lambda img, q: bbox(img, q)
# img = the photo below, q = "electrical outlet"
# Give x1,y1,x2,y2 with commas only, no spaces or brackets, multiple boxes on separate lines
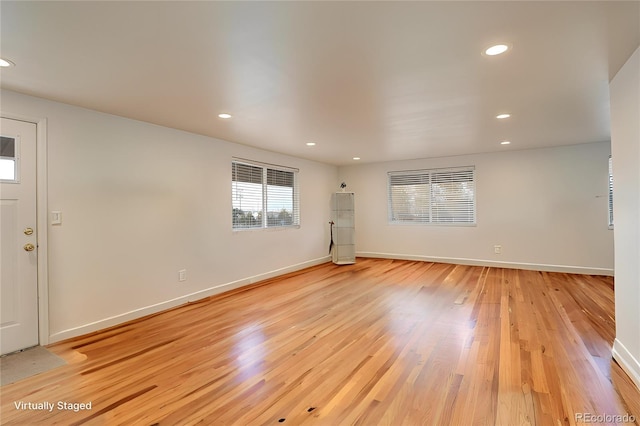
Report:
178,269,187,282
494,245,502,254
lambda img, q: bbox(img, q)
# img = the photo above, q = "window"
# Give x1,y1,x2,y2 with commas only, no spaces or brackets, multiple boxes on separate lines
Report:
232,159,299,229
608,156,613,228
388,166,476,225
0,136,17,182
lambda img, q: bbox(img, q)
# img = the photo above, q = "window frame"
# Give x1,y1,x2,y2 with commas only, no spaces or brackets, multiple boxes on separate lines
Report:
232,158,300,231
387,166,476,226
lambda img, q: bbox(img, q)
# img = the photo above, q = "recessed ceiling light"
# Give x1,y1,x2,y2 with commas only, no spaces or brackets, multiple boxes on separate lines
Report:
306,142,316,146
496,113,511,119
484,44,510,56
0,58,15,67
218,113,232,119
353,157,361,160
500,141,511,145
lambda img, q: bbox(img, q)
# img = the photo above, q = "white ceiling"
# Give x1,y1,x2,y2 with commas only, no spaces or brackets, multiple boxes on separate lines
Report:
1,1,639,165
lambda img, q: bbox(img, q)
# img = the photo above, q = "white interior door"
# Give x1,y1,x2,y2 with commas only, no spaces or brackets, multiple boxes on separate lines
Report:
0,117,39,355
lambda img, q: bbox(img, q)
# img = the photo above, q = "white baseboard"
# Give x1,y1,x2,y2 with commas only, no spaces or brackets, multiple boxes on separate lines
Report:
49,256,331,343
48,252,613,344
357,251,614,276
612,338,640,390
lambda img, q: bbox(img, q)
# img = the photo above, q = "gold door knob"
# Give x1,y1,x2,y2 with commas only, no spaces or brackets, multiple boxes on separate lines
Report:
24,243,35,252
24,228,34,235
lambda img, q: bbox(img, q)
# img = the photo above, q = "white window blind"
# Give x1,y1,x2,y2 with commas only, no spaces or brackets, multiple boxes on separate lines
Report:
388,166,476,225
232,159,299,229
608,156,613,228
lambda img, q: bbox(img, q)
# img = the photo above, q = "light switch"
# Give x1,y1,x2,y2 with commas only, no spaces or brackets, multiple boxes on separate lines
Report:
51,211,62,225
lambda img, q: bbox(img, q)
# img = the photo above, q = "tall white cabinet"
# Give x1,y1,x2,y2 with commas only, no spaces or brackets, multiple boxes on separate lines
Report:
331,192,355,265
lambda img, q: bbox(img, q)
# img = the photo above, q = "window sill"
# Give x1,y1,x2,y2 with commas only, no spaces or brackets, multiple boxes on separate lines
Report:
388,221,477,227
232,225,301,233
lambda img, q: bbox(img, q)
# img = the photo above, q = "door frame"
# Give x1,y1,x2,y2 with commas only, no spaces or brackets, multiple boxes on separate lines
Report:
1,112,49,346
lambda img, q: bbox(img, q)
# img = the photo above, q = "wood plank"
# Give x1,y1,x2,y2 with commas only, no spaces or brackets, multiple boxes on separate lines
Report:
1,258,638,425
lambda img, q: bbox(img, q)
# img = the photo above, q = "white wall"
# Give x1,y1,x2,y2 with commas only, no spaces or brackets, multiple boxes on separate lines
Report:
338,142,614,274
1,89,338,342
610,46,640,389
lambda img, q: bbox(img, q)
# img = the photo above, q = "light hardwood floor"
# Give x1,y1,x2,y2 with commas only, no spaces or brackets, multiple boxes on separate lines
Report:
1,258,639,425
